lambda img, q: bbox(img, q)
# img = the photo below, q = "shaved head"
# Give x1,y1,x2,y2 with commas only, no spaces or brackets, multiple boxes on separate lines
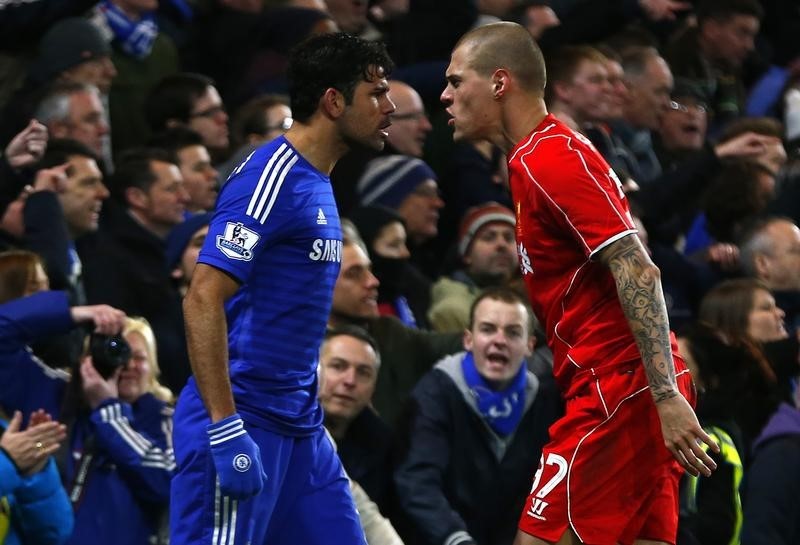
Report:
456,22,546,95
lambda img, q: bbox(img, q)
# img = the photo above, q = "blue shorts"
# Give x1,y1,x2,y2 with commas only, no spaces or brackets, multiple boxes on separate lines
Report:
170,386,365,545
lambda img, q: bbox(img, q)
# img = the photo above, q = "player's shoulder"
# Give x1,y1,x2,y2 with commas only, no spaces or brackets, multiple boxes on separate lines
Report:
519,123,604,175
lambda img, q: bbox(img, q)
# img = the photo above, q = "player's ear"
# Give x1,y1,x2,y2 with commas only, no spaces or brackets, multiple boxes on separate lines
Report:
492,69,511,99
321,88,345,119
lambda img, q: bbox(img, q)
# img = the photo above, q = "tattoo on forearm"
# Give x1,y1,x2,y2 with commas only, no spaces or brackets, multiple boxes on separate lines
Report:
602,235,677,403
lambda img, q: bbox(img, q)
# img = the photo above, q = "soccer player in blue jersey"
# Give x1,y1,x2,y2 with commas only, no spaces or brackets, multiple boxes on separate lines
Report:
170,33,396,545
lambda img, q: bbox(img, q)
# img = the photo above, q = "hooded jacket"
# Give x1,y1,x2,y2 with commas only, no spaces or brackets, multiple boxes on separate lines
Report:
394,352,561,545
741,403,800,545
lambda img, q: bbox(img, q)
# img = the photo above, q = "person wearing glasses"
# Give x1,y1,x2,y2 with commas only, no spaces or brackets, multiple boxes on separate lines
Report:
217,94,293,182
144,73,230,164
384,81,432,159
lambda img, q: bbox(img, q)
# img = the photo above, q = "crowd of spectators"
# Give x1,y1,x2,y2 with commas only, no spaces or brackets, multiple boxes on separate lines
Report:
1,0,799,544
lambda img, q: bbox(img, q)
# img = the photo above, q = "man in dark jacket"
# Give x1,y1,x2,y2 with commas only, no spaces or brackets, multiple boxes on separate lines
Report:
328,228,462,429
79,148,190,392
394,287,561,545
318,325,396,519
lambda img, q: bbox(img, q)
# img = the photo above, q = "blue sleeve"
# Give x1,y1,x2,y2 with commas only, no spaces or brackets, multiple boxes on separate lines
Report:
12,458,74,545
0,292,71,419
0,291,74,347
745,66,789,117
24,192,73,293
89,398,175,504
197,152,293,283
0,449,23,497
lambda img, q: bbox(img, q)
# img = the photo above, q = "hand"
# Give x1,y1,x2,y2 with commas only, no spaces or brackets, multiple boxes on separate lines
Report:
705,242,739,271
369,0,409,22
0,410,66,475
655,394,719,477
207,414,267,500
31,163,69,193
523,5,561,40
80,357,120,409
639,0,691,21
714,132,782,160
70,304,127,335
5,120,48,169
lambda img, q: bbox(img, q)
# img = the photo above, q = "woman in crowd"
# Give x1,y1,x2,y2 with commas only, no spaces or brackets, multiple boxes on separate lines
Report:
0,249,175,545
348,205,430,328
677,278,790,545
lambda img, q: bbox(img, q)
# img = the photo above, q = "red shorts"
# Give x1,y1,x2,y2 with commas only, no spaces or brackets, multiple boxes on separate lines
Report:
518,359,696,545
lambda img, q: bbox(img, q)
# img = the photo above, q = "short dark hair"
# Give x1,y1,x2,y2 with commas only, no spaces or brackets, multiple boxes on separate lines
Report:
287,32,394,123
109,147,175,205
719,116,783,142
704,159,776,242
230,94,290,149
144,73,215,132
322,324,381,367
696,0,764,24
37,138,100,171
468,286,536,334
148,126,206,164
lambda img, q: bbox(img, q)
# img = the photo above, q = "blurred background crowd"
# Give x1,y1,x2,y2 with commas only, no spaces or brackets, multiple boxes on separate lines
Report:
1,0,799,544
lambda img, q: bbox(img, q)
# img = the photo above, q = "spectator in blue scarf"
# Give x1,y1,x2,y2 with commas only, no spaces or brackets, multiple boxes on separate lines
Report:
394,287,561,545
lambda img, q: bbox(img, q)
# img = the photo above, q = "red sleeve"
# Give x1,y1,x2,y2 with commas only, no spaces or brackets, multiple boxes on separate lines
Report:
522,133,636,257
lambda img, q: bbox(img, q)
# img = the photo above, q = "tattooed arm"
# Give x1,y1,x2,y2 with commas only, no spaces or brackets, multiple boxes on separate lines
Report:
598,233,718,476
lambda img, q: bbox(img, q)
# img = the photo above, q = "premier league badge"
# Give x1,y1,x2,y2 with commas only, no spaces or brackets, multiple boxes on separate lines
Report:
216,221,260,261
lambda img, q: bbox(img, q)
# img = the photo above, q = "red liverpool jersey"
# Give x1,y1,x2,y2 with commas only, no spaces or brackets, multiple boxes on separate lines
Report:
508,114,673,396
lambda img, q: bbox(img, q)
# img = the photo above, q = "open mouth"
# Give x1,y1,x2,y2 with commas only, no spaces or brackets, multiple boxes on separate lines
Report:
680,122,701,136
486,353,509,365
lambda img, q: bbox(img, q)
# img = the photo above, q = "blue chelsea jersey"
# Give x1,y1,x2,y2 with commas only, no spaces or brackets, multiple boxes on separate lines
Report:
196,136,341,435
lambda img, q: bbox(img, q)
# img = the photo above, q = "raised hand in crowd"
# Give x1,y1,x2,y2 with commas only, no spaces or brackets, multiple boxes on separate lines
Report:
70,304,127,335
714,131,784,163
30,162,69,193
0,409,66,475
4,119,48,169
80,356,121,410
638,0,692,21
705,242,740,272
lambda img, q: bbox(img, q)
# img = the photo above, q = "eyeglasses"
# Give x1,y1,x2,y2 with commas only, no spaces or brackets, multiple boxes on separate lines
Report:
392,110,428,121
265,117,293,132
190,105,227,119
668,100,708,114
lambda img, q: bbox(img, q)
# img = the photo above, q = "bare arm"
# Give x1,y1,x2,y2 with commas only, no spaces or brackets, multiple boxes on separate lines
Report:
599,234,676,402
598,234,719,475
183,263,240,423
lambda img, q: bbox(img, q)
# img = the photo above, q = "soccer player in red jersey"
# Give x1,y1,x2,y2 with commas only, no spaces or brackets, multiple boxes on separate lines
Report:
441,22,720,545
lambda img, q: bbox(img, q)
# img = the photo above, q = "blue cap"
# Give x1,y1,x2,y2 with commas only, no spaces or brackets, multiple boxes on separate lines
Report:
165,213,212,270
356,155,437,208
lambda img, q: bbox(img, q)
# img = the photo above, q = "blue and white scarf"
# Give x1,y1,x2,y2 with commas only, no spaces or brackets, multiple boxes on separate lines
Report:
101,0,158,60
461,352,527,436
